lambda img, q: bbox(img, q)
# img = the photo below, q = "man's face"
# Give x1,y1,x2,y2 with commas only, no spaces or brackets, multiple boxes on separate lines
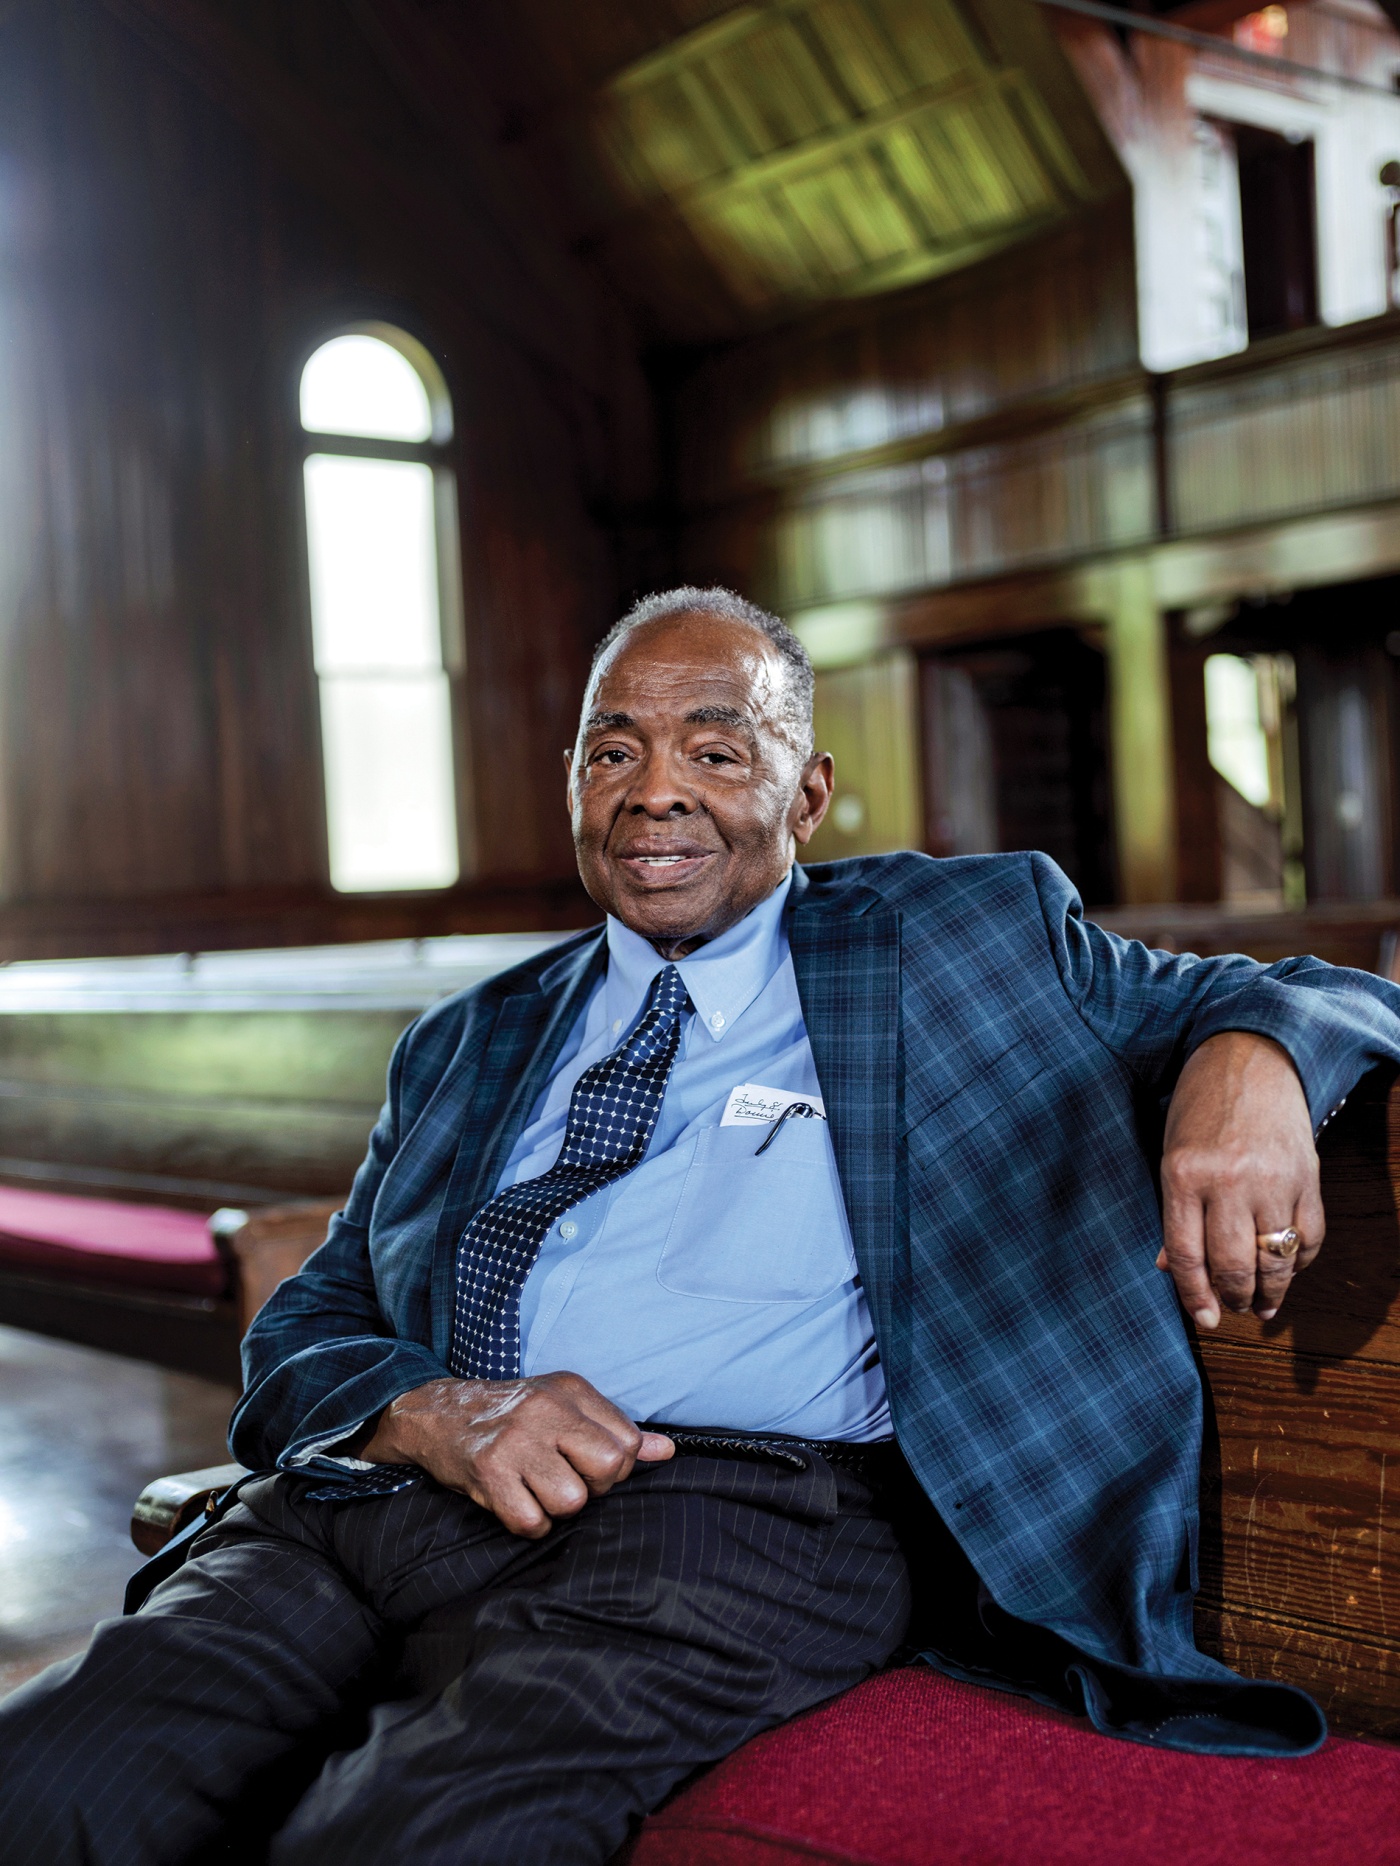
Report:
566,613,833,954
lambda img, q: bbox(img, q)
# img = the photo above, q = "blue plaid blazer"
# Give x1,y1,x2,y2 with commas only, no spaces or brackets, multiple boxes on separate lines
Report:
233,852,1400,1752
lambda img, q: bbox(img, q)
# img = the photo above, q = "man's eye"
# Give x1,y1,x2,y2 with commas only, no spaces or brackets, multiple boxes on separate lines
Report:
592,748,630,765
698,750,736,765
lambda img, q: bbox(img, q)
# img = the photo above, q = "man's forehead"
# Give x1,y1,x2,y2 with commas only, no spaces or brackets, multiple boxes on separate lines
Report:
586,624,782,721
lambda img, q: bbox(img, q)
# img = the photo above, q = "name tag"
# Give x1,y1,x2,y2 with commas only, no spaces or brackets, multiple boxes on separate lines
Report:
720,1082,827,1127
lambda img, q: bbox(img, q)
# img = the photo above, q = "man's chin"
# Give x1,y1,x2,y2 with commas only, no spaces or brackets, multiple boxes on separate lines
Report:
601,876,722,949
614,899,713,948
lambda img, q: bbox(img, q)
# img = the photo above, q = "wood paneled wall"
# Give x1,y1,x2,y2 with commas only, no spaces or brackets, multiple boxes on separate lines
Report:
671,202,1141,605
0,0,654,956
671,204,1400,624
1168,327,1400,536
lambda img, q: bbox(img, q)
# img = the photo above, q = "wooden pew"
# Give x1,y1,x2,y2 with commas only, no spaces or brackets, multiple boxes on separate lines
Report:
1195,1063,1400,1739
0,933,567,1375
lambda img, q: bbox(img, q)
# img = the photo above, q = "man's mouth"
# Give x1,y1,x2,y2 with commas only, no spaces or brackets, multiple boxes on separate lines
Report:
615,844,716,884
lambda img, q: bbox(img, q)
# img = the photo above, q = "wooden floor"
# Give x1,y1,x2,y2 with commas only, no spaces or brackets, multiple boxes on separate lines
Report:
0,1324,236,1702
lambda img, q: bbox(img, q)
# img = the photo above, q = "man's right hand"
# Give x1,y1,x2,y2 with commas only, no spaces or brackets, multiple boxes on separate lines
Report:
358,1371,674,1539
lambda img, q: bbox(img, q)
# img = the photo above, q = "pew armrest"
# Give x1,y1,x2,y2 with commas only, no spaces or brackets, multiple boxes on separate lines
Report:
222,1198,344,1334
130,1461,249,1556
126,1200,342,1555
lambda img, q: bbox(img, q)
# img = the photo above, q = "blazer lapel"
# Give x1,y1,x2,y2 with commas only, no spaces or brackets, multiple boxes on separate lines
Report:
428,931,606,1354
787,879,902,1347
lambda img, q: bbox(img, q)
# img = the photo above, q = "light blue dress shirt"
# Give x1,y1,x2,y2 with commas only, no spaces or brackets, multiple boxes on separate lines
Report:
496,871,892,1442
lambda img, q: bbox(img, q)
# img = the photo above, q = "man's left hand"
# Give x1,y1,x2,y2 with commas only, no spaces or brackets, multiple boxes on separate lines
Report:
1157,1030,1325,1328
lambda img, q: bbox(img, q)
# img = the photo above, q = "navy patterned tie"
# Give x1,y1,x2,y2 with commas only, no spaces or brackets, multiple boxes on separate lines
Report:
303,963,689,1501
448,962,689,1380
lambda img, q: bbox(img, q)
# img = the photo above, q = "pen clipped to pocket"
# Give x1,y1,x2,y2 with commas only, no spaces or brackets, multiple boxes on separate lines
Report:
720,1082,827,1156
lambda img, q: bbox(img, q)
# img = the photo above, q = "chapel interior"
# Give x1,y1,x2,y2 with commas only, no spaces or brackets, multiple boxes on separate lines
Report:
6,0,1400,1834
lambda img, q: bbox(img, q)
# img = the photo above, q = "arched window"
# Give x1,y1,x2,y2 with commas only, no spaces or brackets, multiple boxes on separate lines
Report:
300,326,462,892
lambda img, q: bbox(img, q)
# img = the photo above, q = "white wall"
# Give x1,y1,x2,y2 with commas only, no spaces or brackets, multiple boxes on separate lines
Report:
1058,0,1400,373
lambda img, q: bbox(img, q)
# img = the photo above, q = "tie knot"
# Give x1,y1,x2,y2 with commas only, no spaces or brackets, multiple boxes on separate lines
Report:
647,964,687,1019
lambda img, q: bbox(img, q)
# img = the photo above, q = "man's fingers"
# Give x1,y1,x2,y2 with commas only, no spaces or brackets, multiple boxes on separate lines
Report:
1159,1173,1219,1329
468,1471,552,1539
1295,1179,1326,1271
471,1442,594,1536
545,1375,676,1483
556,1376,646,1446
520,1446,595,1519
556,1417,641,1496
1203,1197,1266,1316
1253,1184,1322,1318
1251,1219,1301,1319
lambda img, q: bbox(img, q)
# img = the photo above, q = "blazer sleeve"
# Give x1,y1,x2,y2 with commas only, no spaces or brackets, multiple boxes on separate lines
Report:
228,1019,453,1474
1030,851,1400,1128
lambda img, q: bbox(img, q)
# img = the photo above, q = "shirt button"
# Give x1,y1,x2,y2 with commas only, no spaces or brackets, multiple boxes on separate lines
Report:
611,1019,621,1034
559,1220,578,1241
709,1010,726,1031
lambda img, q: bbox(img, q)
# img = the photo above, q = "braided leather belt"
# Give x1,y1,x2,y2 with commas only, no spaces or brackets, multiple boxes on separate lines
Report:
646,1424,900,1483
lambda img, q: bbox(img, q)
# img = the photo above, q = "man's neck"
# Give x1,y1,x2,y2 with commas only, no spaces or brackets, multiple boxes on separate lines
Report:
648,933,710,962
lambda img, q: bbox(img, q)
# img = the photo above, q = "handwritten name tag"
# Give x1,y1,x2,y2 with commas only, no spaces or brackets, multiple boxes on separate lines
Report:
720,1083,828,1127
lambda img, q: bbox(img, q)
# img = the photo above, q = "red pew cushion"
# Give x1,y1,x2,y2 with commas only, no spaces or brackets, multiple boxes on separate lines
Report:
633,1665,1400,1866
0,1185,225,1297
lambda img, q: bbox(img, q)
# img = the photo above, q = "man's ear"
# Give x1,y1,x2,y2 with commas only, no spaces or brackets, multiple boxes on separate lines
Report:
792,752,834,846
564,747,575,817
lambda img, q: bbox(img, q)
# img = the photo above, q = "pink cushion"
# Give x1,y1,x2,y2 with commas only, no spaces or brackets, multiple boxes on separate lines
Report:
633,1667,1400,1866
0,1185,225,1297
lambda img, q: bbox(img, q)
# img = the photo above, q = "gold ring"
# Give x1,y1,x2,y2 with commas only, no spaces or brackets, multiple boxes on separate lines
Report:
1257,1227,1301,1259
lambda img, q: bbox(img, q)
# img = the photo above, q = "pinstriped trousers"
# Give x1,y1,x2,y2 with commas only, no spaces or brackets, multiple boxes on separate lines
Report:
0,1452,912,1866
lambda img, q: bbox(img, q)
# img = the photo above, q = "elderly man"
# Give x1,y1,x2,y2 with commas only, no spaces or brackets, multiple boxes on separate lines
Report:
3,586,1399,1864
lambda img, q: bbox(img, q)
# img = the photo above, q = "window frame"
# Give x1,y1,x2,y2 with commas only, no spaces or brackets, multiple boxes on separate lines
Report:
296,321,473,894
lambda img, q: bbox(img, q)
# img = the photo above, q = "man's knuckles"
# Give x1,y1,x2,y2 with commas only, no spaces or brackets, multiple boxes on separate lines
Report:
1162,1147,1297,1198
1217,1285,1258,1313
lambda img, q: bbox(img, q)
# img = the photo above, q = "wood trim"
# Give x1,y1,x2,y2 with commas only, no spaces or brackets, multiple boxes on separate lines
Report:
697,371,1151,507
1149,502,1400,610
792,496,1400,665
0,877,597,965
1168,305,1400,392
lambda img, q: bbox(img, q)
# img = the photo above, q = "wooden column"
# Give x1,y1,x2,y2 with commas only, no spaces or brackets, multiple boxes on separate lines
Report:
801,651,924,865
1168,629,1223,903
1105,560,1178,903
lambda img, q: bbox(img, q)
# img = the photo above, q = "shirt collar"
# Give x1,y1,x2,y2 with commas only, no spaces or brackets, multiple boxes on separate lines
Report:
603,869,794,1045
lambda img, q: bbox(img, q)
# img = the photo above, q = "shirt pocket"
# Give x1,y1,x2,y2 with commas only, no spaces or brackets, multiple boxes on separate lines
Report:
656,1118,856,1304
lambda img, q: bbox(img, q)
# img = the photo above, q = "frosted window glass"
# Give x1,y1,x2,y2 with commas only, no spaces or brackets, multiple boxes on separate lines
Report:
304,456,440,673
1205,654,1271,807
319,673,459,891
300,335,433,441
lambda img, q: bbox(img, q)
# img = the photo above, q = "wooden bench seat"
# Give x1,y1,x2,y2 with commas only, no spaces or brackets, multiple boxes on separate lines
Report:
0,1185,228,1295
0,1187,342,1383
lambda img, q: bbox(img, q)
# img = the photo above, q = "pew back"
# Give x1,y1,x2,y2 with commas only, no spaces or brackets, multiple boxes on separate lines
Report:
1197,1066,1400,1739
0,935,572,1208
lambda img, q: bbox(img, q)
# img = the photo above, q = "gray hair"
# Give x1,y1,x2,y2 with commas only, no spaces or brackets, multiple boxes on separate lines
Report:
590,586,815,755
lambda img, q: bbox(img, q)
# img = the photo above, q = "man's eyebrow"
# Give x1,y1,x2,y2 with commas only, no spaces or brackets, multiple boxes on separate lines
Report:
584,711,636,732
684,705,754,733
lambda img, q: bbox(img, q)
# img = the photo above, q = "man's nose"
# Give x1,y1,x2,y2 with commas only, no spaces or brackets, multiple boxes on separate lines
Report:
626,752,695,817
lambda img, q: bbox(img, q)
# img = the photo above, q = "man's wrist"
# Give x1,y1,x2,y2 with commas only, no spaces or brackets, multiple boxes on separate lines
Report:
361,1377,462,1466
